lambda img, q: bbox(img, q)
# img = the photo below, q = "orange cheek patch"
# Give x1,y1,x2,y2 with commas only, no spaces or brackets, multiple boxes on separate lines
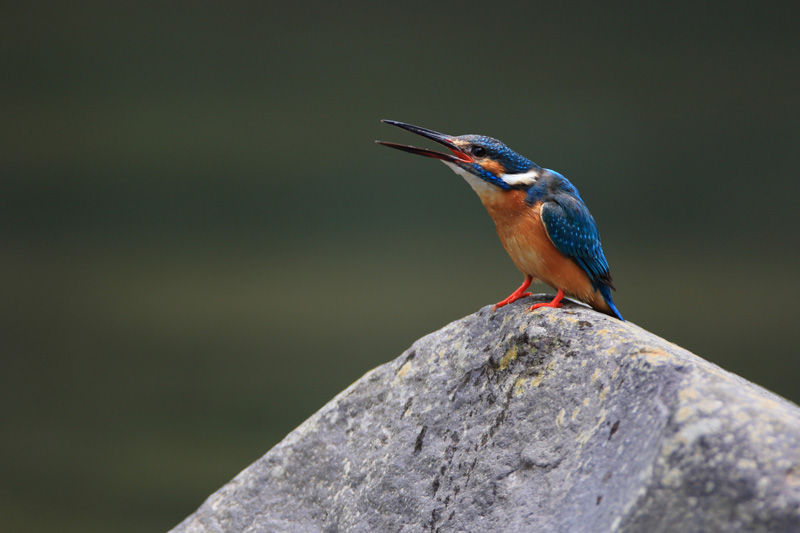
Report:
481,160,506,176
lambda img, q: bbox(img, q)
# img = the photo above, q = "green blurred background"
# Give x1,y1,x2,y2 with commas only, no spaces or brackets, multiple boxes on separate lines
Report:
3,1,799,531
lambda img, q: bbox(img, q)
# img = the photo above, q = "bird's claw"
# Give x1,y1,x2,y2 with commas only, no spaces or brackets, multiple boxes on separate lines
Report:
527,301,563,312
526,289,566,312
493,291,533,311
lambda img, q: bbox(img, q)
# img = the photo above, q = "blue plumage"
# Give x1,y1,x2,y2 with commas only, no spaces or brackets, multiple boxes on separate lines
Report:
542,201,609,281
529,170,623,320
537,180,611,284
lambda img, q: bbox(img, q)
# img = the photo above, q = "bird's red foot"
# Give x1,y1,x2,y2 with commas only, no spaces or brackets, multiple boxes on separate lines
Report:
493,275,533,311
494,291,533,310
528,289,565,312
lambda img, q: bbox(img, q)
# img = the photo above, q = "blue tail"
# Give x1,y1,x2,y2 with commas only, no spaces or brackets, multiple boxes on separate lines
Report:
598,284,624,321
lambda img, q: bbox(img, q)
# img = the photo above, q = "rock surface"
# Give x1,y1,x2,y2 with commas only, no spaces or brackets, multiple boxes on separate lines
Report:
172,297,800,532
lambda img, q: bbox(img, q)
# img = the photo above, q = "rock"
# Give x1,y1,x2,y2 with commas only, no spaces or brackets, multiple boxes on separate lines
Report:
171,297,800,533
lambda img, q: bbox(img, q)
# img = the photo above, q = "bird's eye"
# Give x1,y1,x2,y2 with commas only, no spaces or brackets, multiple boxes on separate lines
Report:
471,145,487,158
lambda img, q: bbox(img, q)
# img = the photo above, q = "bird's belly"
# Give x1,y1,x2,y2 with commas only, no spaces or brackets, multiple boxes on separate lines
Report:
501,229,546,275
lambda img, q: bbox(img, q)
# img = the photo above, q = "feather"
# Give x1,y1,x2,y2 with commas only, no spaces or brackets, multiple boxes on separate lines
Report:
540,195,614,289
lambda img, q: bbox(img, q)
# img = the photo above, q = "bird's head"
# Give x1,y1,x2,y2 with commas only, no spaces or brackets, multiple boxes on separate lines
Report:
376,120,541,191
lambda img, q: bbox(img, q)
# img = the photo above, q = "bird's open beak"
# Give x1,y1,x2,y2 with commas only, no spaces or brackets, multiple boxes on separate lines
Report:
376,120,473,164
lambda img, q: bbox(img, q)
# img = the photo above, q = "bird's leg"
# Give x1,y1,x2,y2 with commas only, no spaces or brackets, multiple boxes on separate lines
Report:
528,289,565,312
493,275,533,310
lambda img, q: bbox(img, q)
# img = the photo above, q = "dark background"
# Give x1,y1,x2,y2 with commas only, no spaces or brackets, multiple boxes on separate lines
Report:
3,2,799,531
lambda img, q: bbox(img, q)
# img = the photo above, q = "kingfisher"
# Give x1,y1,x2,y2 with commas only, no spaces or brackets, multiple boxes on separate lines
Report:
376,120,624,321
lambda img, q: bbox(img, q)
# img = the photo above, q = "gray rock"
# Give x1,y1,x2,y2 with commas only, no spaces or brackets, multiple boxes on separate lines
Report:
172,297,800,533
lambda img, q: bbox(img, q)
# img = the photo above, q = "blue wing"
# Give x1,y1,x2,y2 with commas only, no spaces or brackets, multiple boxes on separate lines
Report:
540,194,615,289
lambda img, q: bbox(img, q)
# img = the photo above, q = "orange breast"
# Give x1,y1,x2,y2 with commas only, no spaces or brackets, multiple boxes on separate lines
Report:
475,189,611,312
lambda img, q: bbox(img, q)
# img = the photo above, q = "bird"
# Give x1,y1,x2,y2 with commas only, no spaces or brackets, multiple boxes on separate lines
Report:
376,119,624,321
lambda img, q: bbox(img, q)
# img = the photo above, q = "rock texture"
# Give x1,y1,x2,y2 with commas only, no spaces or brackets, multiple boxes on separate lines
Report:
172,297,800,533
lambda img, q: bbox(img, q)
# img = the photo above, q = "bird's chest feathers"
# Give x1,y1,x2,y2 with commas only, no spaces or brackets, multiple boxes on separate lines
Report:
475,189,552,273
444,162,554,273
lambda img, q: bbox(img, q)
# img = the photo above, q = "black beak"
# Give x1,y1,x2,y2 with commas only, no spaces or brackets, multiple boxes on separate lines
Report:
376,120,473,164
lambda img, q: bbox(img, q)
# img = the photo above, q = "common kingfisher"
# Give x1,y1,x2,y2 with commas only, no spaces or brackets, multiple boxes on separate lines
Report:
376,120,624,321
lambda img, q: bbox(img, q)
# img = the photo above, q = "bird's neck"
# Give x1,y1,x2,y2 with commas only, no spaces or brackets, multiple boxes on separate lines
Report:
442,161,530,226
